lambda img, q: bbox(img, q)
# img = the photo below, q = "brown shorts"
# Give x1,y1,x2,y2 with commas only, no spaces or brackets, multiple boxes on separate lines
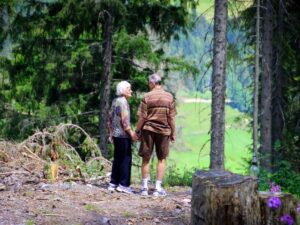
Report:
139,130,170,161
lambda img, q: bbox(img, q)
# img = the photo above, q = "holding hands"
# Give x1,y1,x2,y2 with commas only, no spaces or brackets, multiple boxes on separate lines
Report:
128,129,139,141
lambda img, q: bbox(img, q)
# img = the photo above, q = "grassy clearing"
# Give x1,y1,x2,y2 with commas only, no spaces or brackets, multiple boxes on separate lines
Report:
168,101,252,175
193,0,252,21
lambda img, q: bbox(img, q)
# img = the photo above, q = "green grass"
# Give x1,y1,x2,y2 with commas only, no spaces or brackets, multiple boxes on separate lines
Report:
168,101,252,175
194,0,253,20
176,89,211,99
195,0,215,20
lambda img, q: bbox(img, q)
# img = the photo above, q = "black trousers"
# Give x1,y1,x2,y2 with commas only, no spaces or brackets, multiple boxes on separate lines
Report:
110,137,132,187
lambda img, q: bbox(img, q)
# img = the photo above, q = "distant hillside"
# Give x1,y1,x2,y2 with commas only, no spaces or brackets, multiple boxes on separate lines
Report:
165,5,253,113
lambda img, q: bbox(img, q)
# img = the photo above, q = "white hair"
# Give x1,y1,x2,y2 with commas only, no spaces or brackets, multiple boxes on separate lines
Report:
116,81,131,96
148,73,161,84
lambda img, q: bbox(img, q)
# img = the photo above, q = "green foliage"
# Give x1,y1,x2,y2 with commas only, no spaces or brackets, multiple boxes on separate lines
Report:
25,218,35,225
0,0,199,142
84,203,98,212
259,160,300,198
164,165,196,187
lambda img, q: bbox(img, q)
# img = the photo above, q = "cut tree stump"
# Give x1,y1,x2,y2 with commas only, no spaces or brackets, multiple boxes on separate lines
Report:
259,191,299,225
191,170,261,225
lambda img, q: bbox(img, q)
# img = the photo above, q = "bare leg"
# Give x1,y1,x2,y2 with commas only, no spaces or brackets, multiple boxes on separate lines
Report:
142,158,150,179
156,159,165,181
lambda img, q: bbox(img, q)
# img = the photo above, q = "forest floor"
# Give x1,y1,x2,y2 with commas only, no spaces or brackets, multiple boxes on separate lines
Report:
0,127,192,225
0,179,192,225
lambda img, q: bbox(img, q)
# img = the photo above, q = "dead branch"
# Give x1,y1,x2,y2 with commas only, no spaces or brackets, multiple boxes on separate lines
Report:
0,171,30,176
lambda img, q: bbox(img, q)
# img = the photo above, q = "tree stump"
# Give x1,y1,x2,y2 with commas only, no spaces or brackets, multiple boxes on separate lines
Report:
259,191,299,225
191,170,261,225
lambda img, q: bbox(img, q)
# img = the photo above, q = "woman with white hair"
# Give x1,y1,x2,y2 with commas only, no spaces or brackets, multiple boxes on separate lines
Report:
107,81,138,194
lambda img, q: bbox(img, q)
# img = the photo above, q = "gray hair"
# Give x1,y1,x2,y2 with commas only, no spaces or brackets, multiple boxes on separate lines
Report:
148,73,161,85
116,81,131,96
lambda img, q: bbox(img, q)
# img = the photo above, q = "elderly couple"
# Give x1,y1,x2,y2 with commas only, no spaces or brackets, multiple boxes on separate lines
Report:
107,73,176,196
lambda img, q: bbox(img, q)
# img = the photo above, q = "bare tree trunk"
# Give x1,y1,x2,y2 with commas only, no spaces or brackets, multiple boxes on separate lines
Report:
259,191,298,225
210,0,228,170
99,12,113,158
272,0,285,168
260,0,273,171
253,0,260,161
191,170,261,225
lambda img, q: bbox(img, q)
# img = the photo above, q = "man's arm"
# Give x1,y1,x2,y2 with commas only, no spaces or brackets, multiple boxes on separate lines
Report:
136,96,147,136
135,117,145,133
169,98,176,142
169,117,176,142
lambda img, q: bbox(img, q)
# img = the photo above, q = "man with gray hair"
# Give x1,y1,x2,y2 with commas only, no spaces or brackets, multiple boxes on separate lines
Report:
135,73,176,196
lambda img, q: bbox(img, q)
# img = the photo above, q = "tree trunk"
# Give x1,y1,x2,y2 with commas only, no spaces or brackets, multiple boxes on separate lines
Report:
191,170,261,225
253,0,261,160
260,0,273,171
272,0,285,168
99,12,113,158
210,0,228,170
259,191,299,225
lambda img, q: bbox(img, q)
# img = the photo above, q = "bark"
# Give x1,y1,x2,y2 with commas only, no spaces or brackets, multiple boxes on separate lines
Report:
260,0,273,171
210,0,228,170
253,0,260,160
99,12,113,158
191,170,261,225
272,0,285,168
259,191,298,225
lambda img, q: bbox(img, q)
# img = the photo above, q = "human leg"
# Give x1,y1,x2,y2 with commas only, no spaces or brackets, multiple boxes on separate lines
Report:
140,157,150,195
112,138,134,194
156,159,165,182
153,134,170,196
118,138,132,187
139,130,154,195
109,137,122,186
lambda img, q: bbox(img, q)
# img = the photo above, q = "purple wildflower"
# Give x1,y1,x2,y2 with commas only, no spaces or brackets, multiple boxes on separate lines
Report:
280,214,294,225
267,196,281,209
297,204,300,214
270,182,281,193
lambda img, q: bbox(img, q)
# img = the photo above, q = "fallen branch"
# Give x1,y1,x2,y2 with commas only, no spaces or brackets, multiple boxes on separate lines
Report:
0,171,30,176
86,156,111,168
42,213,66,217
20,145,46,164
62,177,85,182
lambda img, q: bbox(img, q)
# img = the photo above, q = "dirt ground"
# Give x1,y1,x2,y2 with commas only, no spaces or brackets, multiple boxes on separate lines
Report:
0,132,192,225
0,180,192,225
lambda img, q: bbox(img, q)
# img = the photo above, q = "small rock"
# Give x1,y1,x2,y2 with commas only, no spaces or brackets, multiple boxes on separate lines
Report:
62,183,71,190
25,178,40,184
181,198,191,203
154,218,160,223
176,204,182,209
40,183,51,190
0,183,6,191
97,216,110,224
12,182,22,192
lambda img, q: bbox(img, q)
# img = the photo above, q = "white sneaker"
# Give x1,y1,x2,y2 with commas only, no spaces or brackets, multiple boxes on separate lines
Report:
153,188,167,197
107,183,116,192
116,185,134,194
140,188,148,196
